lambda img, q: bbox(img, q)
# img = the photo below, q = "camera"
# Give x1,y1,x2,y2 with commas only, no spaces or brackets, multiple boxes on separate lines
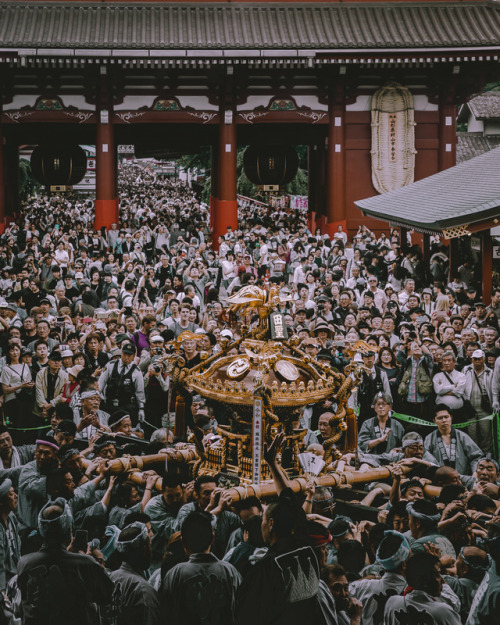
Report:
153,364,162,374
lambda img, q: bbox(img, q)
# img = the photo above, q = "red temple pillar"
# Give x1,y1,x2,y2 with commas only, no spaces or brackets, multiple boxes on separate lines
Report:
209,144,219,242
94,89,118,231
307,145,317,234
438,101,457,172
423,234,431,263
214,106,238,247
3,142,18,223
482,231,493,305
316,138,328,232
326,82,346,236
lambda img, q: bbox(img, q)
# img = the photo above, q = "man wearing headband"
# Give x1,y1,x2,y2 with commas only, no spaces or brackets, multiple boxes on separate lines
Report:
17,498,114,624
0,477,20,590
443,546,490,623
93,435,117,461
373,431,439,467
108,410,135,437
73,388,110,440
467,523,500,625
407,499,455,559
350,531,410,625
384,552,461,625
109,522,160,623
17,440,60,536
325,517,355,565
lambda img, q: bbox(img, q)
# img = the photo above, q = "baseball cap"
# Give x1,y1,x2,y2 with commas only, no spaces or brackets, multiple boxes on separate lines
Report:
472,349,485,359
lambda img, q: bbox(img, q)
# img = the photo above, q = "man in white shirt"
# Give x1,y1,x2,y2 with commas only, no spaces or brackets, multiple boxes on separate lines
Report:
398,277,416,306
463,349,494,453
433,351,466,412
361,276,387,312
293,258,308,286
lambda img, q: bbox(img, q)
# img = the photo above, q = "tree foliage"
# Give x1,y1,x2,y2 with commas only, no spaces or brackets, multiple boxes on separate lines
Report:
179,144,308,201
19,159,41,200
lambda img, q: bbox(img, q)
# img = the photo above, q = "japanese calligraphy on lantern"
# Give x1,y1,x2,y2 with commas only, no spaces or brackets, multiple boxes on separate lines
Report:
371,83,416,194
389,113,398,163
252,398,263,484
270,313,288,340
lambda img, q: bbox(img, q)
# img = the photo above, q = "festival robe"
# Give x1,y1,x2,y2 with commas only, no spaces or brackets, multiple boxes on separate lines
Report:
466,560,500,625
161,552,241,625
384,590,461,625
357,417,405,455
109,562,161,625
424,429,483,475
144,495,179,567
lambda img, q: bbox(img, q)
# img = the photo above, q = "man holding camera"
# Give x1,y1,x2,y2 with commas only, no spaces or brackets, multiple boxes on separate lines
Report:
142,335,170,431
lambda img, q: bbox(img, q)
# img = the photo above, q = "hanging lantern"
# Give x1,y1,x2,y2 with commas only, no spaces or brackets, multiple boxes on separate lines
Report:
31,144,87,191
243,145,299,189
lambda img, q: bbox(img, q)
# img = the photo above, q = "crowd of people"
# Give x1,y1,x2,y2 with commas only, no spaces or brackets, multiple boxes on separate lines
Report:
0,159,497,623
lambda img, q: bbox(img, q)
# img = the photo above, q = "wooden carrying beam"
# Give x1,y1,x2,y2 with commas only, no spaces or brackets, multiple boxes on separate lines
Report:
81,452,447,500
225,465,441,502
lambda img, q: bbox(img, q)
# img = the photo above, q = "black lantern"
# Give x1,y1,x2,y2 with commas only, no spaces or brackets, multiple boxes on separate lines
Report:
243,145,299,187
30,144,87,189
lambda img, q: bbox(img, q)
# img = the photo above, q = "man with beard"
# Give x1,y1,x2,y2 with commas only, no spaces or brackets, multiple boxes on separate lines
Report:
144,474,187,570
18,439,59,536
384,552,461,625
